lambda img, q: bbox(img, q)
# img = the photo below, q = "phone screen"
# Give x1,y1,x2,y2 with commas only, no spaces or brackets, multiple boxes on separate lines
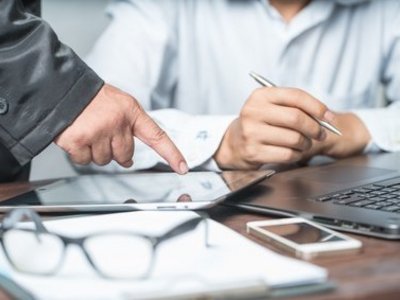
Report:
260,223,345,244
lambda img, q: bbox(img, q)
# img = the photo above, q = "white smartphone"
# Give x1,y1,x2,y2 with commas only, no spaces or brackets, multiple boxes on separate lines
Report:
247,217,362,259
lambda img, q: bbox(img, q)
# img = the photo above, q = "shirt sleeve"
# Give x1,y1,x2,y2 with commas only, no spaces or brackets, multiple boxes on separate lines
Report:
352,1,400,153
85,0,177,109
82,0,235,172
77,109,235,173
0,0,104,166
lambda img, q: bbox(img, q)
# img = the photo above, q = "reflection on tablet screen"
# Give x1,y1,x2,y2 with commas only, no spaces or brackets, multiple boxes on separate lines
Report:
35,172,230,205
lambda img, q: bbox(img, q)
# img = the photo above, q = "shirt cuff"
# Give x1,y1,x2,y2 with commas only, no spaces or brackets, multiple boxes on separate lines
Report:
352,107,400,153
170,114,236,170
75,112,236,173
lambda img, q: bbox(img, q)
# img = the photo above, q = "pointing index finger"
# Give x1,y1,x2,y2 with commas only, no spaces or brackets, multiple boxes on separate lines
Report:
132,109,188,174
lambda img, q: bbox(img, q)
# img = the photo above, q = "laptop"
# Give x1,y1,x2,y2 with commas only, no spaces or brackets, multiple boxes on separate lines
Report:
225,152,400,239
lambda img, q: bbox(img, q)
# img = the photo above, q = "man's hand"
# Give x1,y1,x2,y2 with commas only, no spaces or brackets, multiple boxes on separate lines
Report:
55,84,188,174
302,113,371,161
214,87,334,169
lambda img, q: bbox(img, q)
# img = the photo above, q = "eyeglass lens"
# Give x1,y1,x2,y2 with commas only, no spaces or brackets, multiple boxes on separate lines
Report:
84,233,154,279
3,229,64,275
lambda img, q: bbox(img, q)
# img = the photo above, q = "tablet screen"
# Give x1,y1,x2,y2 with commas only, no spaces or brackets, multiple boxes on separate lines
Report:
1,171,272,208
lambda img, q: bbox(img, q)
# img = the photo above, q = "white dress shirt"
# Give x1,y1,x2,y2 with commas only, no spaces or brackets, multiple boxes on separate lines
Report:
83,0,400,173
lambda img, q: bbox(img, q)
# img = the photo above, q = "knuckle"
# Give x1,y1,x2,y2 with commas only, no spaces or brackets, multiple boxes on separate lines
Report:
114,146,133,164
315,103,328,118
240,123,254,141
250,87,265,101
69,151,89,165
147,128,168,147
280,149,299,163
303,138,312,150
290,133,305,147
281,87,299,103
73,132,91,148
272,86,286,100
311,125,323,139
75,157,90,165
130,98,144,115
288,110,304,127
107,111,125,129
240,101,259,120
290,88,307,102
240,106,251,119
95,156,112,166
242,144,258,163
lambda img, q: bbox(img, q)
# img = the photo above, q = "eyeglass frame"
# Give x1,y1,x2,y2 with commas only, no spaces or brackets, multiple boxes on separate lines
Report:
0,208,210,279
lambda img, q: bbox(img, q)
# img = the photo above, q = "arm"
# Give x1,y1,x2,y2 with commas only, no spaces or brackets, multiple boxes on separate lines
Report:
350,2,400,153
304,1,400,160
0,0,187,175
0,0,102,165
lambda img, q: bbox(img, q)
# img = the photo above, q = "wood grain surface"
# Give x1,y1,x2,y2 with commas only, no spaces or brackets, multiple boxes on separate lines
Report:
1,176,399,300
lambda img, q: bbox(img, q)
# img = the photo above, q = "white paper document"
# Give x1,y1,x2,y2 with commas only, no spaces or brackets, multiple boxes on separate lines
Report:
0,211,327,299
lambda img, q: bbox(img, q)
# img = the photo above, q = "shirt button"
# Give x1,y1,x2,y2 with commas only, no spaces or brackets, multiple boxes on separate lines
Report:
0,98,9,115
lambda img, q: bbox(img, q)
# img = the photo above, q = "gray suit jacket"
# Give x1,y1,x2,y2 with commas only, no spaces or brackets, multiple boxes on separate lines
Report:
0,0,104,182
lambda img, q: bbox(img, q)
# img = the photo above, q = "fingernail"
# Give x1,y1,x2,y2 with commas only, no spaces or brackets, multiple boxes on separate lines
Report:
179,161,189,174
323,110,335,123
122,159,134,168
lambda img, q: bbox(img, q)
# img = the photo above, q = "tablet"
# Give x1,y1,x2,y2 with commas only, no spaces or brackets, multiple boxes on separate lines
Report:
0,170,274,212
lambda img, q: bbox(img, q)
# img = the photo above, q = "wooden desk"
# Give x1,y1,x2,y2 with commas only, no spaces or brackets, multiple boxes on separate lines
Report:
209,205,400,300
0,179,399,300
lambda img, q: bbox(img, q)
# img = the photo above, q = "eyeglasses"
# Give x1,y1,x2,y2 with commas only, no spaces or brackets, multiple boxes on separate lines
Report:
0,208,209,279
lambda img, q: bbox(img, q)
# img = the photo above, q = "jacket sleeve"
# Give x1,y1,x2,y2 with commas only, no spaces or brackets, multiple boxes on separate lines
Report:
0,0,104,166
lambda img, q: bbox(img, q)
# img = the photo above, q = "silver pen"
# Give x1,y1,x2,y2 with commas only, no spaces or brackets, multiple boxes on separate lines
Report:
249,71,342,136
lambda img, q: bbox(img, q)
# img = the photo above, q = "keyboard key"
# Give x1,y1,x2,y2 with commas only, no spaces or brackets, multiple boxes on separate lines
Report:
379,201,394,207
362,193,376,198
333,198,359,205
317,178,400,207
363,185,383,191
352,188,371,194
374,178,400,187
380,206,400,212
388,199,400,204
370,191,388,196
365,204,383,210
350,200,374,207
342,191,355,195
316,196,332,202
346,194,368,202
368,196,386,202
380,194,395,199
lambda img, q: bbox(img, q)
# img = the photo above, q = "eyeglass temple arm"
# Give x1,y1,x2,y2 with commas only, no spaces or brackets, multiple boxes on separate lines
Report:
2,208,48,233
157,216,209,247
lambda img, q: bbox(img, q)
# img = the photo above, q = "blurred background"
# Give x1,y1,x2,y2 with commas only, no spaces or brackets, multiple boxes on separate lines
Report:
31,0,110,180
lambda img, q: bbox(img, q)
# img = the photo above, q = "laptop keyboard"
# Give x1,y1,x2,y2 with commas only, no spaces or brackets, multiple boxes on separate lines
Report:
315,177,400,213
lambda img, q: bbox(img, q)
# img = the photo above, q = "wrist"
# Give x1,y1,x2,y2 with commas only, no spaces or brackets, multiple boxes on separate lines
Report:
214,125,235,169
322,113,371,158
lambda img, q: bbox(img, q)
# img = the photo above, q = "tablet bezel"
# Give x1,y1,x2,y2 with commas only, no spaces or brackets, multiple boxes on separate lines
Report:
0,170,274,212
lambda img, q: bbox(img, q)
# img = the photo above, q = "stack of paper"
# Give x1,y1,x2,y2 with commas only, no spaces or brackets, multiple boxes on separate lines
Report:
0,211,328,299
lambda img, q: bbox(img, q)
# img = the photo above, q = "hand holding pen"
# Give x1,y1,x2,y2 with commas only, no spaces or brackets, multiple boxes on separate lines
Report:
249,72,342,136
214,72,342,170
